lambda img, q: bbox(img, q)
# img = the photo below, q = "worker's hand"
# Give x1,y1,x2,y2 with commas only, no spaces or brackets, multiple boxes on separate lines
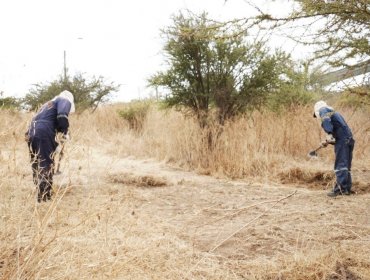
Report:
321,134,335,147
55,145,63,154
320,140,328,148
326,134,336,145
62,133,70,142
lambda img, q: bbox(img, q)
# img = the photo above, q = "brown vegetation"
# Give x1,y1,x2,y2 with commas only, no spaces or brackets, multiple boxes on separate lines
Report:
0,105,369,279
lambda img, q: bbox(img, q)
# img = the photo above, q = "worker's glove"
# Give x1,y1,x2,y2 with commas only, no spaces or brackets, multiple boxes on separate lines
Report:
57,133,70,145
321,134,335,147
55,144,63,154
326,134,336,145
320,140,328,148
61,133,70,142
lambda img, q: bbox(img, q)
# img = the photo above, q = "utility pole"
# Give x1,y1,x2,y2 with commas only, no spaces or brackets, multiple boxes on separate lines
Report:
63,50,67,83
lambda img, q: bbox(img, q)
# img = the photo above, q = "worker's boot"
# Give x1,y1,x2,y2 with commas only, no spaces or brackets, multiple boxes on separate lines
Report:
44,187,52,201
44,174,53,201
46,167,54,201
37,183,45,203
327,191,341,197
32,161,39,185
38,182,52,202
327,183,349,197
37,167,53,202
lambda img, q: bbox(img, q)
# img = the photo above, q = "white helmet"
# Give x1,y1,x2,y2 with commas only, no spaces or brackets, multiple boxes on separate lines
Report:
313,100,332,118
58,90,75,113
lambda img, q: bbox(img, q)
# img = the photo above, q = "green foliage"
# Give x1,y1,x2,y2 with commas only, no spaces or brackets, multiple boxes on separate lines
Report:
337,86,370,111
0,92,20,110
246,0,370,67
118,100,151,132
149,12,318,126
23,74,119,112
267,62,319,112
297,0,370,66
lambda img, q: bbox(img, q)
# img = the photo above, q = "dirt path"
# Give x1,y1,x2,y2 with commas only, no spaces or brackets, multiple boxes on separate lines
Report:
50,144,370,279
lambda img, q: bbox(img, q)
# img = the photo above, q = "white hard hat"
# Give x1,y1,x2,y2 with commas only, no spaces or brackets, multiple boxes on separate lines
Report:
59,90,75,113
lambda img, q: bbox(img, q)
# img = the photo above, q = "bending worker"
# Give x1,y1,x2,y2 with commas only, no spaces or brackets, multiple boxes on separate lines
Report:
313,101,355,197
26,90,75,202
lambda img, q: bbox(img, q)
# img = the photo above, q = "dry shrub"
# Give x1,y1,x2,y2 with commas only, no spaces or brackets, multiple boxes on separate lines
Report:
108,172,168,187
70,105,128,146
264,250,366,280
219,244,369,280
2,104,368,182
89,105,368,181
278,167,370,194
1,104,369,279
350,180,370,195
0,110,29,145
278,167,335,189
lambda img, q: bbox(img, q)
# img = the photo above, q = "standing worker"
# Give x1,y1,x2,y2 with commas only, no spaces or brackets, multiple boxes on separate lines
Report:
313,101,355,197
26,90,75,202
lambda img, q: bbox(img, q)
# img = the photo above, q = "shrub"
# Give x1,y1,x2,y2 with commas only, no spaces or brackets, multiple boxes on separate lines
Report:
0,93,20,110
118,100,151,132
336,86,370,111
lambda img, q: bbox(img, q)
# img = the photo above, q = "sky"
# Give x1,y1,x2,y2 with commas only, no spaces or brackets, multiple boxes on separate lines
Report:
0,0,298,102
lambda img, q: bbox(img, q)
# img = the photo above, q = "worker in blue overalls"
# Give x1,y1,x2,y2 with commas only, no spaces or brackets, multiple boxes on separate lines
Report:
26,90,75,202
313,101,355,197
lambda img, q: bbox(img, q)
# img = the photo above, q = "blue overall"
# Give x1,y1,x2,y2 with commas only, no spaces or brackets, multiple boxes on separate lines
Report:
27,97,71,201
319,107,355,193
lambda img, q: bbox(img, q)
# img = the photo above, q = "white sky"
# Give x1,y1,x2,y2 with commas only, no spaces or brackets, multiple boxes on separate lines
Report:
0,0,298,102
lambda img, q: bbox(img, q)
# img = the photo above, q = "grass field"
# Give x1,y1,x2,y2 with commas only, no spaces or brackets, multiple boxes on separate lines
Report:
0,105,369,279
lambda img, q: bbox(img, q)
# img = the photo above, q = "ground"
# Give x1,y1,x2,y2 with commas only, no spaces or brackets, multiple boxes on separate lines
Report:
47,143,370,279
1,142,369,279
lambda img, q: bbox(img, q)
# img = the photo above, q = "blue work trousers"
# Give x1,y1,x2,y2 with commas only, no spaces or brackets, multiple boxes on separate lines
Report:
28,128,57,202
333,138,355,193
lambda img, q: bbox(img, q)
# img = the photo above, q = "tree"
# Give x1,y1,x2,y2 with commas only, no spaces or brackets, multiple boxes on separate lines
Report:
226,0,370,67
0,91,21,109
23,73,119,112
149,13,220,127
149,12,301,127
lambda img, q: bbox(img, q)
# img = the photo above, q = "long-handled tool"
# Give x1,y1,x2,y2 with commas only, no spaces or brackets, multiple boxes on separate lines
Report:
54,133,68,175
308,134,336,158
54,143,65,175
308,144,325,158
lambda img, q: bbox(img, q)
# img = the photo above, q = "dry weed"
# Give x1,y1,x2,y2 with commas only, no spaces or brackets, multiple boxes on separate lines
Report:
1,105,369,279
108,172,168,187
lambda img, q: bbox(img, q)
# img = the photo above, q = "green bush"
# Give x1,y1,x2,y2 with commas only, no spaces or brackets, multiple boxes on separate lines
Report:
23,74,119,112
0,94,20,110
118,100,151,132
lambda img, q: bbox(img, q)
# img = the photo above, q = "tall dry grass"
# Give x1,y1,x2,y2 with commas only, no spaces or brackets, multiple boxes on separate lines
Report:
76,104,369,179
0,105,369,279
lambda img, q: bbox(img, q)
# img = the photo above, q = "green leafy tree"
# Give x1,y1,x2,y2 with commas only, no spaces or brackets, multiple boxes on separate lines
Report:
149,12,301,127
266,61,321,112
23,73,119,112
149,13,219,127
229,0,370,67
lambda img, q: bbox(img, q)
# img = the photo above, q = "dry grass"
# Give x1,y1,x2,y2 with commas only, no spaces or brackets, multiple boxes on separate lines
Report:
89,104,369,181
0,105,369,279
108,172,168,187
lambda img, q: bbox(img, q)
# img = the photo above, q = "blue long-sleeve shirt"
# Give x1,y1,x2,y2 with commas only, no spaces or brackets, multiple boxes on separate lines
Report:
318,107,353,141
28,97,72,138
